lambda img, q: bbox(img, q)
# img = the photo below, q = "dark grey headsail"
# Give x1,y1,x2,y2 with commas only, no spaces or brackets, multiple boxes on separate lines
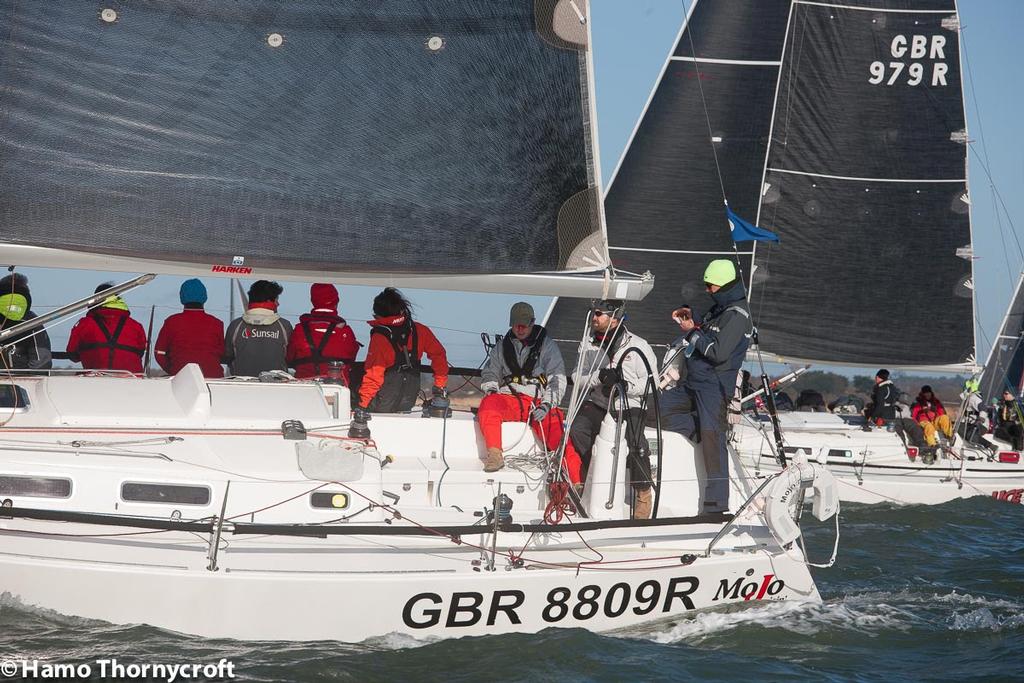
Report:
550,0,976,372
750,0,974,369
0,1,614,282
547,0,792,348
979,273,1024,403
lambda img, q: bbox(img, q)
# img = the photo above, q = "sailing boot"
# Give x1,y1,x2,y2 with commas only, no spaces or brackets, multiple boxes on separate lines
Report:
483,447,504,472
633,487,653,520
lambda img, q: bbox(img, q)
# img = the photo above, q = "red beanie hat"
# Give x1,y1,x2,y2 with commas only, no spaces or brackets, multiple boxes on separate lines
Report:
311,283,339,310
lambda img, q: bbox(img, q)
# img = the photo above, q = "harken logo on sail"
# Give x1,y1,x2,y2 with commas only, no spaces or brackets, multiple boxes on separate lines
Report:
211,265,253,275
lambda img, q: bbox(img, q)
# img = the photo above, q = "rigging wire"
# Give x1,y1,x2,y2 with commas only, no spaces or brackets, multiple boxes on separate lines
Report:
677,0,749,286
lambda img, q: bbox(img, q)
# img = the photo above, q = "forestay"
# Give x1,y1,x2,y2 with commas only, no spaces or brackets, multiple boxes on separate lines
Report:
0,1,651,298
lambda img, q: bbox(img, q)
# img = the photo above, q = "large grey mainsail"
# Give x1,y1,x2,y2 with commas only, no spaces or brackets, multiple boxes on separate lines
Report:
0,1,649,298
549,0,976,371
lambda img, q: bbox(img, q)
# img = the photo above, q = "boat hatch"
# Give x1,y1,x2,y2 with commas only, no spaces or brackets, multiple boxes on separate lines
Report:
0,475,72,499
120,482,211,506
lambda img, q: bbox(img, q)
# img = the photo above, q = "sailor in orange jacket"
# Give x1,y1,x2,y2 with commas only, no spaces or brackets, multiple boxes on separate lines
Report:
349,288,447,438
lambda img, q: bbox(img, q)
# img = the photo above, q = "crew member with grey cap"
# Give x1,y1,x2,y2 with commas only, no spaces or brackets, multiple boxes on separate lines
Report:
569,299,658,519
478,302,582,481
663,259,752,513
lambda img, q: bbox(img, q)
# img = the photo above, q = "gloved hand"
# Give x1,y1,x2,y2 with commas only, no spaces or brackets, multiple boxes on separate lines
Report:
481,382,499,395
530,401,551,423
598,366,623,396
348,407,372,438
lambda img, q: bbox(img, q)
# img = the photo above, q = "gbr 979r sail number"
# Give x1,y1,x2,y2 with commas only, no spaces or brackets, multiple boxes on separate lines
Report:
869,34,949,87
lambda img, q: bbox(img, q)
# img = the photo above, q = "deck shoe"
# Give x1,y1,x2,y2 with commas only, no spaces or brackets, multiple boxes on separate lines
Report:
483,447,504,472
633,488,653,520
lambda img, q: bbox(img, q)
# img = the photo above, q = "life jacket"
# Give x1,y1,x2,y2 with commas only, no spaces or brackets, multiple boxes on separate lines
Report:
290,314,356,377
500,325,548,388
77,310,146,369
367,318,421,412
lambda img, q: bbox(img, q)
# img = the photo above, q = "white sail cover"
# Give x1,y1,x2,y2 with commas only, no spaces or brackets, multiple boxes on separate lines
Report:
0,1,631,292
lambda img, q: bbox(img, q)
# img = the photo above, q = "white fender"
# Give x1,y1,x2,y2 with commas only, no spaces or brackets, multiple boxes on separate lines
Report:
763,460,839,545
810,465,839,522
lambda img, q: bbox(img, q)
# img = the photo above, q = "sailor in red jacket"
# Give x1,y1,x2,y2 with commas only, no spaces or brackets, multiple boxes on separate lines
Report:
349,288,448,437
66,284,148,374
286,283,360,383
154,279,225,378
910,384,954,446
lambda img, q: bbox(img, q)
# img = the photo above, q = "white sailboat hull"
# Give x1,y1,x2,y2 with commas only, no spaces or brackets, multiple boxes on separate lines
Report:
0,525,817,641
734,413,1024,506
0,369,829,641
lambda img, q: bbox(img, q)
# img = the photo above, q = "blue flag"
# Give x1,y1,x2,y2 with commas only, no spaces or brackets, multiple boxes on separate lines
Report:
727,205,779,243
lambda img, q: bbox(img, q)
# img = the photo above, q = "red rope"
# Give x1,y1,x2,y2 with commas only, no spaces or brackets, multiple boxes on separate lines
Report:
543,481,572,525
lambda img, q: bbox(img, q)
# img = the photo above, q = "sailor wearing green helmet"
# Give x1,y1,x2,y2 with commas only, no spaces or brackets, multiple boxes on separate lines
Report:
661,258,752,513
0,273,53,371
959,377,990,447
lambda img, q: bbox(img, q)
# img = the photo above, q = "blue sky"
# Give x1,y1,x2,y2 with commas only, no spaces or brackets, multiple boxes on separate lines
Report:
14,0,1024,369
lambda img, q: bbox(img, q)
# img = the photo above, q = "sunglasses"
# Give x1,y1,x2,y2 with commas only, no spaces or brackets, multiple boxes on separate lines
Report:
592,309,610,318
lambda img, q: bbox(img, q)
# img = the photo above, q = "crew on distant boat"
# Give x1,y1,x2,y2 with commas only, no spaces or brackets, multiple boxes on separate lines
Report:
569,299,658,519
153,279,224,378
0,273,52,371
287,283,359,383
796,389,827,412
350,288,448,438
958,379,991,447
994,389,1024,450
66,283,147,374
911,385,953,446
893,392,927,450
865,369,898,428
477,302,582,481
660,259,752,513
223,280,292,377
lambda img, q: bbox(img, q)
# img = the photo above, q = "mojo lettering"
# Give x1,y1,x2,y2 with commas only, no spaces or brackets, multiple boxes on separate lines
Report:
713,574,785,602
868,34,948,87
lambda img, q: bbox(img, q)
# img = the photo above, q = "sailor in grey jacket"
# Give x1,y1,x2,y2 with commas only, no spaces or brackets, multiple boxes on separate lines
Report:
575,317,658,411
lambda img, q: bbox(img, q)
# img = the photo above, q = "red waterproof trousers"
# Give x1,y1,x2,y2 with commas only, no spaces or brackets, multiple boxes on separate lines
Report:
477,392,582,483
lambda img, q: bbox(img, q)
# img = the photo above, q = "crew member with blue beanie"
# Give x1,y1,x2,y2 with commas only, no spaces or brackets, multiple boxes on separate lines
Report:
154,278,224,377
